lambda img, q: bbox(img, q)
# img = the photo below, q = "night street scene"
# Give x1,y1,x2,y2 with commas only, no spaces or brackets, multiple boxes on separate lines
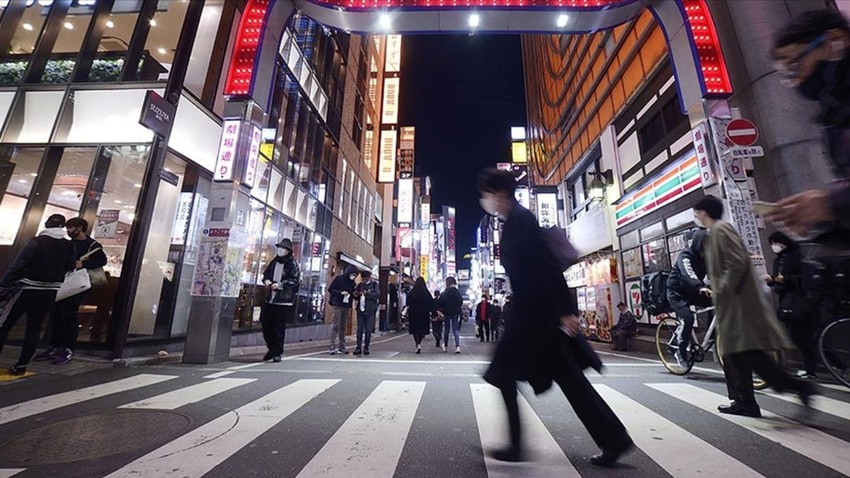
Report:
1,1,850,477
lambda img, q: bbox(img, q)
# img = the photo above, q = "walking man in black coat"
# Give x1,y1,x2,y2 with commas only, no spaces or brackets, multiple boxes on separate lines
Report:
477,168,632,466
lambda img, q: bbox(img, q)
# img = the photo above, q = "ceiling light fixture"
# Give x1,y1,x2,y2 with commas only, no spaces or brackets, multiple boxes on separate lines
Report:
149,19,157,27
379,13,391,30
63,21,74,30
556,14,569,28
22,23,33,31
105,20,114,28
157,47,167,55
469,13,480,28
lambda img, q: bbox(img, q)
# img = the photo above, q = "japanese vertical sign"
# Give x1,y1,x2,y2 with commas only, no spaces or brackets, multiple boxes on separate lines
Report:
243,125,261,188
692,122,716,187
215,119,241,181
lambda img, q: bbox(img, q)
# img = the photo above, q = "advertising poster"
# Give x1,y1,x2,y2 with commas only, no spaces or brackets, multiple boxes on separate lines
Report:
96,209,120,239
397,178,414,224
577,287,587,311
191,228,243,297
378,130,397,183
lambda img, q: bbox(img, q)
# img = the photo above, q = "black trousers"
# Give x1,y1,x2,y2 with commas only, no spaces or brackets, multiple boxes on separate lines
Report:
612,330,636,350
498,355,630,452
0,289,57,366
783,319,819,375
432,320,443,346
673,304,696,355
478,320,491,342
413,332,425,346
722,350,807,404
49,292,87,351
490,321,500,341
260,303,293,356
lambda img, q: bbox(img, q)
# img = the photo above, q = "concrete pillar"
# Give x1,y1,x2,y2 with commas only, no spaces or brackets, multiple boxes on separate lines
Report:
183,100,264,364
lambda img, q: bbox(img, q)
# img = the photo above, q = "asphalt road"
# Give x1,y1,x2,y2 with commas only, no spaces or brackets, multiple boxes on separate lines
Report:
1,329,849,478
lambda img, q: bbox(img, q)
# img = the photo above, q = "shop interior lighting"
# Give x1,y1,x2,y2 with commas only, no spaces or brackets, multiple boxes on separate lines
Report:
105,20,114,28
22,23,33,31
379,13,392,30
149,19,157,27
157,47,167,55
468,13,480,28
63,21,74,30
556,14,569,28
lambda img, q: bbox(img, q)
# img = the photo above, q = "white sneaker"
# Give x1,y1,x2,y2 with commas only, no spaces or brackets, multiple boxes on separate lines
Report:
455,346,461,354
442,345,447,352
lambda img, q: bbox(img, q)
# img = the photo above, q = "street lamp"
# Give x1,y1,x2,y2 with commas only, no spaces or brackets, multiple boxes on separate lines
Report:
588,170,614,202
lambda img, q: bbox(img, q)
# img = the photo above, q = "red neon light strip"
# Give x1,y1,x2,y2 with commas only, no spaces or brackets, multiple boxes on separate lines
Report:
681,0,732,95
224,0,270,96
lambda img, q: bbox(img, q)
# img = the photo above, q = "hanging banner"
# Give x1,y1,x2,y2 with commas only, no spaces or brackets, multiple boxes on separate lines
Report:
385,35,402,72
398,126,415,179
535,192,558,228
214,119,241,181
381,77,400,125
243,125,261,188
378,129,397,183
397,178,414,225
691,122,716,187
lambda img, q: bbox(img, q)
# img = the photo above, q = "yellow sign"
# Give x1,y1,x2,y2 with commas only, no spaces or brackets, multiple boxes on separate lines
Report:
420,256,429,282
511,142,527,163
260,143,274,160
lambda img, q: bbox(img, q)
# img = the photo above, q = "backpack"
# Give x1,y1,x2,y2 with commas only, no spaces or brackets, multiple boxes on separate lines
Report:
642,271,672,316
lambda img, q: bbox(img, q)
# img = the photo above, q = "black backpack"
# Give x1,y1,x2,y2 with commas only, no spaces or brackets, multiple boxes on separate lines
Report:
642,271,672,316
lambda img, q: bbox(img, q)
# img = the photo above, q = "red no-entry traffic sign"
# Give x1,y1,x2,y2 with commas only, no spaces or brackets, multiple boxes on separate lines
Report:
726,119,759,146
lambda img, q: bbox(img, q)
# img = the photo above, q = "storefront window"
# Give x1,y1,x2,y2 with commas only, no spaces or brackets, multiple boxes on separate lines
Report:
234,198,266,330
129,0,189,83
641,238,670,273
171,174,210,337
85,6,139,82
0,147,43,245
622,247,642,279
39,147,96,226
0,4,48,85
40,8,95,83
2,90,65,143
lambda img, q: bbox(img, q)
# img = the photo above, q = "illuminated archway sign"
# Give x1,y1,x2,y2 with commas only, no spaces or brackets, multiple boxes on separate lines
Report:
225,0,731,115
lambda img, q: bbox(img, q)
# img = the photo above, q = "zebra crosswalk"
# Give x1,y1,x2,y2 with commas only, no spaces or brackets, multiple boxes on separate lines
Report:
1,372,849,478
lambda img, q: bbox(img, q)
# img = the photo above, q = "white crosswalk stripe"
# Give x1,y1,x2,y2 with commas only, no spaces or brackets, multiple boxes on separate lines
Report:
759,388,850,422
104,379,339,478
119,378,256,410
0,469,25,478
296,380,426,477
471,383,581,478
649,383,850,476
593,384,765,478
0,374,177,426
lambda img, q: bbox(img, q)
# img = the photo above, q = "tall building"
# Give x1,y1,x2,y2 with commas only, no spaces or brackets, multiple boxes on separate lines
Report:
521,2,837,336
0,2,387,360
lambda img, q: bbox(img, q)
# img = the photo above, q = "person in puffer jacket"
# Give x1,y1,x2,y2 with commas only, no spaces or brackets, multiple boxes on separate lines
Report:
666,229,713,366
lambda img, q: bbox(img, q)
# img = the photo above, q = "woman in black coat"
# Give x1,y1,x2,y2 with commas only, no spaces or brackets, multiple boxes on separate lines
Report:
765,232,818,378
407,277,435,354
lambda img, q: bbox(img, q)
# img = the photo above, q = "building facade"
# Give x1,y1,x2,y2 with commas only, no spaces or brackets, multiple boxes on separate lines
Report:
0,1,386,359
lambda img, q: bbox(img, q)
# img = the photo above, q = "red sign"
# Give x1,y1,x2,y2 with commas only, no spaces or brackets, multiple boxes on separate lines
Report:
725,119,758,146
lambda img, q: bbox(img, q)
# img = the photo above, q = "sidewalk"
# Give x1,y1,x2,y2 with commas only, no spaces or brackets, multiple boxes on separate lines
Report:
0,329,400,384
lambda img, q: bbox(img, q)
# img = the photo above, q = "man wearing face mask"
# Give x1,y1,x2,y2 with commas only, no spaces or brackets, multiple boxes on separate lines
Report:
666,229,712,368
327,265,358,355
768,9,850,238
260,238,301,362
477,168,631,466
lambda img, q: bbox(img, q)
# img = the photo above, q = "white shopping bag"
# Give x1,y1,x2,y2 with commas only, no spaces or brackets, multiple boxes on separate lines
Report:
56,268,91,302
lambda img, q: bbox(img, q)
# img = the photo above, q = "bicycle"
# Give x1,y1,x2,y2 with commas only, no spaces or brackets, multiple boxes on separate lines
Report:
655,306,775,390
803,252,850,389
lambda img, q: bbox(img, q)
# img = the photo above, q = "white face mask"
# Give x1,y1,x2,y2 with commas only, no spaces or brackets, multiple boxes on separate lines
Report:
349,275,356,280
771,244,784,254
479,197,501,217
276,247,289,257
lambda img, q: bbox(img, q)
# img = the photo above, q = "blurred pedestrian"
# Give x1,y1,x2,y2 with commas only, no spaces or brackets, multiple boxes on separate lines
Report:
0,214,74,375
260,238,301,362
490,299,503,341
765,232,818,378
437,277,464,353
353,267,379,356
35,218,107,365
610,302,638,351
432,289,443,347
695,196,815,417
475,294,492,342
477,168,632,465
768,9,850,237
407,277,435,354
327,265,358,355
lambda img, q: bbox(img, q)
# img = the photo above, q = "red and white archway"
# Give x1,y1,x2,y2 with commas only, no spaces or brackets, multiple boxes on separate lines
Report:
223,0,731,114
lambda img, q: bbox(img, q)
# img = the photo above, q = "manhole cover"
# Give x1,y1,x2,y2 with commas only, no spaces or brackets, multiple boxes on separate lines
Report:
0,409,191,466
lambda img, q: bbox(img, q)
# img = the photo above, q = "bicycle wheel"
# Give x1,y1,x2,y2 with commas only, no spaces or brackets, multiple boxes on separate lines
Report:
819,317,850,389
656,317,692,375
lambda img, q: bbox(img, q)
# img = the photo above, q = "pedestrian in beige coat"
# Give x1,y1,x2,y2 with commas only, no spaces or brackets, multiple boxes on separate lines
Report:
695,196,815,418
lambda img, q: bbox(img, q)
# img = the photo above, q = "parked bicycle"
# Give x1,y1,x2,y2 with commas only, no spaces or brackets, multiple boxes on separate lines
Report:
803,252,850,390
655,306,777,390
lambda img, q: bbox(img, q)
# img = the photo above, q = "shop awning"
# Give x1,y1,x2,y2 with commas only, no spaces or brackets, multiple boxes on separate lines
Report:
337,253,371,272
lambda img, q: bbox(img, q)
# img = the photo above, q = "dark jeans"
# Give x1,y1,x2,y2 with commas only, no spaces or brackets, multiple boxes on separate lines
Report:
50,292,87,351
673,305,696,356
490,321,500,341
260,303,292,356
722,350,808,404
497,353,630,452
432,320,443,346
357,312,375,350
612,329,636,350
783,319,818,375
477,320,491,342
0,289,57,366
413,332,425,346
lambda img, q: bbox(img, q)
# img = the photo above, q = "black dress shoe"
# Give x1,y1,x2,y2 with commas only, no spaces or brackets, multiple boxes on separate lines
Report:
590,439,633,467
262,351,274,361
797,380,817,409
718,401,761,418
272,355,282,363
8,365,27,376
489,447,523,462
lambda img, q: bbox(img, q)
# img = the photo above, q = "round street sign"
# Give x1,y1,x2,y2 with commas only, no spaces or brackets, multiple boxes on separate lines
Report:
726,118,759,146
